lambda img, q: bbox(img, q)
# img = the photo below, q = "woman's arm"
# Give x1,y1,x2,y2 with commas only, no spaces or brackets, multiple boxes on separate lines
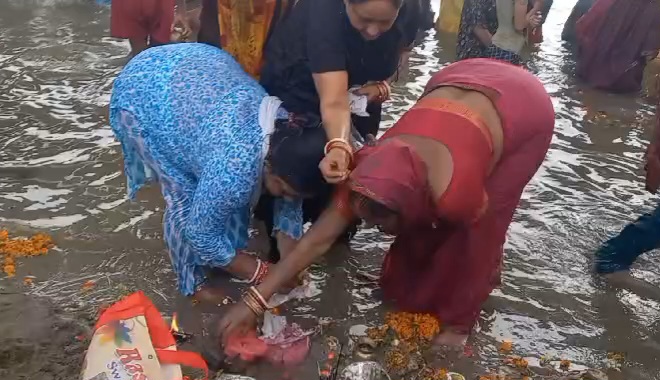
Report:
473,25,493,46
307,1,353,183
513,0,530,32
218,202,353,340
468,0,494,46
255,204,352,300
313,72,352,144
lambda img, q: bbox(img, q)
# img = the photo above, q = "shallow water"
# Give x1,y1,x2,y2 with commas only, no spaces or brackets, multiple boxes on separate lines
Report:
1,0,659,378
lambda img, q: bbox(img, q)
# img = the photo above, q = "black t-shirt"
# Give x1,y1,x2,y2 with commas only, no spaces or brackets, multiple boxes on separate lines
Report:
260,0,418,114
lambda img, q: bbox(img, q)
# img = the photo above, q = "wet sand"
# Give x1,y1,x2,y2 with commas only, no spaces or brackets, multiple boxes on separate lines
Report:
0,289,91,379
2,0,660,379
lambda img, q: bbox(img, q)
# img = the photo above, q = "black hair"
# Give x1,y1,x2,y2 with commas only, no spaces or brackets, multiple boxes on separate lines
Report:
348,0,405,8
268,114,327,196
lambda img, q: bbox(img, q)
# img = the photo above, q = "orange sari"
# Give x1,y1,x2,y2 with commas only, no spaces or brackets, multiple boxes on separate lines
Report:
216,0,289,78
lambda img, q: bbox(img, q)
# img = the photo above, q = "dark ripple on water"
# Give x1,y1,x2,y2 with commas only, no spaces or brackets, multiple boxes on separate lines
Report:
1,0,660,378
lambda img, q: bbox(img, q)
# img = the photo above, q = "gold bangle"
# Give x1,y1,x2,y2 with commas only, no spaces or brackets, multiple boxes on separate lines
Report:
324,138,352,155
248,286,270,310
242,291,266,316
242,296,262,316
326,142,354,166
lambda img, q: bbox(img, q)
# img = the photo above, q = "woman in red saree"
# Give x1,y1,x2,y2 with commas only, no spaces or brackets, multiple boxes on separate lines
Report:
575,0,660,93
219,58,555,346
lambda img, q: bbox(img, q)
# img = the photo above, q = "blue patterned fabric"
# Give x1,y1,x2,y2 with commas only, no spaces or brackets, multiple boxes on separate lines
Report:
595,203,660,274
484,45,523,65
109,43,303,295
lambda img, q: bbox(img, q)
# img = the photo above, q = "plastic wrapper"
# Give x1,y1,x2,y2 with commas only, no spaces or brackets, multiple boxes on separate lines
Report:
268,281,321,308
260,311,313,366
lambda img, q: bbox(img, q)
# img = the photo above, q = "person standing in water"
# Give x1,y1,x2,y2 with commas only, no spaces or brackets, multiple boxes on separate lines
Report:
560,0,595,43
574,0,660,93
456,0,498,60
484,0,541,65
594,98,660,301
109,0,191,57
109,43,327,302
254,0,423,260
219,58,555,347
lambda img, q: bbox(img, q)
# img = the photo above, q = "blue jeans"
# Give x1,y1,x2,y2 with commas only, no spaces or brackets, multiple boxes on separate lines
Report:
595,203,660,273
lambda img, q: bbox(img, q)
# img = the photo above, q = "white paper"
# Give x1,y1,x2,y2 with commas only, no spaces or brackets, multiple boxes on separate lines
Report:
261,311,287,339
348,87,370,117
268,280,321,308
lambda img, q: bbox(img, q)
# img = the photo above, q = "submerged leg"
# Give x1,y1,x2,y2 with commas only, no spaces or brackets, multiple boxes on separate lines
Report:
128,37,148,58
595,203,660,274
595,204,660,300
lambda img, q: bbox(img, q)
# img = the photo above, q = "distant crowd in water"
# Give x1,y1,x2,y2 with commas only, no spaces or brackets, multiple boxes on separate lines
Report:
99,0,660,353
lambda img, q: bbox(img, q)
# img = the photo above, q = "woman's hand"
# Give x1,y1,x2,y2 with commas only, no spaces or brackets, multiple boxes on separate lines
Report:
354,82,390,104
526,11,542,29
218,302,258,344
319,148,351,183
172,11,192,40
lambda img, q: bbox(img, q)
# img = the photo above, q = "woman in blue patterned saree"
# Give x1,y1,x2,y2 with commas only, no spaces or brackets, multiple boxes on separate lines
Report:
109,43,327,302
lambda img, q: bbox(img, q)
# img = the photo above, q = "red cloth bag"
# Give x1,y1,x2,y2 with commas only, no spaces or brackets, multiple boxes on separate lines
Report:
81,291,208,380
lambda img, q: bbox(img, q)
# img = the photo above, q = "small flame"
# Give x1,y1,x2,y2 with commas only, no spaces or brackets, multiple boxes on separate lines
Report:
170,313,180,332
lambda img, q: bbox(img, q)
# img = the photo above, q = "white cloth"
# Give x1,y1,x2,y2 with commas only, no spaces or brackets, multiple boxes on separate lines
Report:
491,0,526,54
250,96,283,210
348,87,370,117
258,95,283,155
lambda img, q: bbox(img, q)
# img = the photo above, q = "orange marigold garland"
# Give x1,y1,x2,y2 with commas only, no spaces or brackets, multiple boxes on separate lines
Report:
0,230,54,277
370,312,442,377
384,311,441,343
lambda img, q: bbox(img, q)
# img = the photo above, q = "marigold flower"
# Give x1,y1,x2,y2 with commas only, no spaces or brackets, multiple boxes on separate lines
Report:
0,230,53,276
499,340,513,352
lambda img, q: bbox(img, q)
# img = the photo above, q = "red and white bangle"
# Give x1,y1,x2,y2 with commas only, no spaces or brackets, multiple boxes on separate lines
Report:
253,261,270,285
247,258,262,284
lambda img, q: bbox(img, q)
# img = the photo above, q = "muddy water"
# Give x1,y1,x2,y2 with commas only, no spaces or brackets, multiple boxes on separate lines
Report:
1,0,660,379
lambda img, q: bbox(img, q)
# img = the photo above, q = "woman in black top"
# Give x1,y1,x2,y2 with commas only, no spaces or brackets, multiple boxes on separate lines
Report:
257,0,420,260
261,0,417,139
199,0,418,170
197,0,420,259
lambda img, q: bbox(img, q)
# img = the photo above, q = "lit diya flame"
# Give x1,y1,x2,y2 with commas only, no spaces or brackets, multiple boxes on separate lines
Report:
169,313,193,344
170,313,180,332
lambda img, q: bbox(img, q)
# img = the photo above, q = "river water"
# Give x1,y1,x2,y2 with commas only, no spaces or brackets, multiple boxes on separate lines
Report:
1,0,659,379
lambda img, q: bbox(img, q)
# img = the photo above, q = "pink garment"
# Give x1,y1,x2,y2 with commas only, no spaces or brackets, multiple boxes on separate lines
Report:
576,0,660,92
379,59,555,332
